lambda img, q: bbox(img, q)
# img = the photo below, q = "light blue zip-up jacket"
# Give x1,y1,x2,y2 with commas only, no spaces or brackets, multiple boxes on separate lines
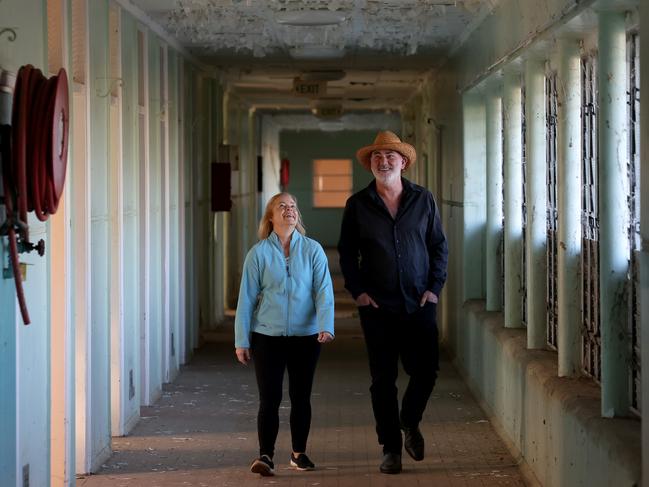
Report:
234,231,335,349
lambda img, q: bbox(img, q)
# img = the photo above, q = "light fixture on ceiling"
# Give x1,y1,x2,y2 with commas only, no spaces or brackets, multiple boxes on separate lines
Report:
289,46,345,60
300,70,346,81
276,10,346,26
317,121,344,132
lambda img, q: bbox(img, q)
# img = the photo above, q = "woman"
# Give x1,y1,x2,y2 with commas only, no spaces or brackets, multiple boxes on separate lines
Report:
235,192,335,477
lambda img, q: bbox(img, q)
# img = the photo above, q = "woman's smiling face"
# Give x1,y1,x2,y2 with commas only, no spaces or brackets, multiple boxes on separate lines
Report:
270,194,298,229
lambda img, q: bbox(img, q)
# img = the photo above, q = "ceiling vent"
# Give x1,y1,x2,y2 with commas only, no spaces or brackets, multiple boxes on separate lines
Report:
317,121,344,132
300,70,346,81
289,46,345,59
276,10,346,26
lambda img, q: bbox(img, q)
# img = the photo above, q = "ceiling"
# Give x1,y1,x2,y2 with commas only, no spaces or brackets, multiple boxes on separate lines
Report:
129,0,493,114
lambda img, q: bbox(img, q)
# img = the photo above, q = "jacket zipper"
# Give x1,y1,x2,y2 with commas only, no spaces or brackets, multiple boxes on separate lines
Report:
285,256,291,335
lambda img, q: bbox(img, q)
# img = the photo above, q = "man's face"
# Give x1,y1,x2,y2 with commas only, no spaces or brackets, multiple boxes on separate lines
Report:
370,150,406,184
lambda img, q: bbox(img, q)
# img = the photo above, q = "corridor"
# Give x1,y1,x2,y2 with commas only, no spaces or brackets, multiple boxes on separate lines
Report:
78,316,527,487
0,1,646,486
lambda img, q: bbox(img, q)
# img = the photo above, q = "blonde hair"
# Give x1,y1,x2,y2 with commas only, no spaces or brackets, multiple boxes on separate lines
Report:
258,192,306,240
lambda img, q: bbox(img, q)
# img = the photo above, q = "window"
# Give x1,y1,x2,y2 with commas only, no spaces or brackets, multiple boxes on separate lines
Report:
521,85,528,326
546,72,559,350
501,102,505,306
312,159,352,208
580,54,601,382
628,32,641,415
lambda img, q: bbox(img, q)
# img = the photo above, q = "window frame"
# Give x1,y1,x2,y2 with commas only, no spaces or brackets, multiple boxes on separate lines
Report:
312,158,353,209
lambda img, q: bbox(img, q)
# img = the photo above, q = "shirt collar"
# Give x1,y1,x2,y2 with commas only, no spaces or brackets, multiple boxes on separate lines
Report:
366,177,419,200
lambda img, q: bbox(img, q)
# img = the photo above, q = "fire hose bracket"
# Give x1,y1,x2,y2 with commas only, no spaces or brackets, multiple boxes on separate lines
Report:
2,255,26,281
0,225,45,255
0,217,44,283
18,238,45,256
2,260,15,279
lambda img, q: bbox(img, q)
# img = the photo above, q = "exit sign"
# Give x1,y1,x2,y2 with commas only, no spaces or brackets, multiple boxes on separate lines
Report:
292,78,326,97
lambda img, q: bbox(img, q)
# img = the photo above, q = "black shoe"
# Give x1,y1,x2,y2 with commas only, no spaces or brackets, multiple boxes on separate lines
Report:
290,452,315,471
250,455,275,476
379,452,402,474
402,425,425,461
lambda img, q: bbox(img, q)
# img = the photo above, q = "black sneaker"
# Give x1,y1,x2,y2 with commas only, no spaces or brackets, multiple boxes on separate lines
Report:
290,452,315,471
250,455,275,476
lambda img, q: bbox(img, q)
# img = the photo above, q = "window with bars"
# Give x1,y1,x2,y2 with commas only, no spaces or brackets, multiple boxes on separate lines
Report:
627,32,641,415
312,159,352,208
501,103,506,305
581,54,601,382
546,72,559,350
521,86,528,326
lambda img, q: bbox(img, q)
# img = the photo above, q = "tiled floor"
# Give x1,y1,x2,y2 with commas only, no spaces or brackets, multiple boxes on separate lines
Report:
79,315,527,487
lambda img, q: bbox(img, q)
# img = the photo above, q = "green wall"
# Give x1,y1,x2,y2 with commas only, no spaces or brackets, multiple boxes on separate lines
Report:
279,130,376,247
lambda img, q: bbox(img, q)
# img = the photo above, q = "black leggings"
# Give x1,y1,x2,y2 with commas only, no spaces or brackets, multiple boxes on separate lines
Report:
251,332,321,458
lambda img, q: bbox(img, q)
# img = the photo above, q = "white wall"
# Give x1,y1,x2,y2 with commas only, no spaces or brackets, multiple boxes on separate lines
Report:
90,0,112,466
260,115,282,214
0,1,52,485
0,1,225,483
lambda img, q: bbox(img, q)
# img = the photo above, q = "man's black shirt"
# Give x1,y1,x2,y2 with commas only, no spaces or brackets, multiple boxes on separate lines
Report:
338,178,448,314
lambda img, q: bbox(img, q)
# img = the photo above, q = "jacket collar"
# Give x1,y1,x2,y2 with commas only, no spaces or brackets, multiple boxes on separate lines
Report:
268,229,301,250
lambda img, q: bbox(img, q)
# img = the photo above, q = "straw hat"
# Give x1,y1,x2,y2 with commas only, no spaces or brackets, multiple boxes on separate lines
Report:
356,131,416,171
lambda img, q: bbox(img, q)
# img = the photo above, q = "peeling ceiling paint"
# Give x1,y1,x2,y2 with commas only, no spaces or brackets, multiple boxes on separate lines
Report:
128,0,495,112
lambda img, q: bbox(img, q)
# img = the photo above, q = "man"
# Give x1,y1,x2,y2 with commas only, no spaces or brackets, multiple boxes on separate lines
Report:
338,131,448,474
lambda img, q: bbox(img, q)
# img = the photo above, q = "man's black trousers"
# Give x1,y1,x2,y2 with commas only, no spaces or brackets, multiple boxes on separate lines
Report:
358,302,439,454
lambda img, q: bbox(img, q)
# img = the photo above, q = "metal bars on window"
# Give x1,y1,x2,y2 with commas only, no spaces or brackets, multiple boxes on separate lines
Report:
521,86,528,326
627,33,641,415
581,55,601,382
501,103,506,304
546,72,559,350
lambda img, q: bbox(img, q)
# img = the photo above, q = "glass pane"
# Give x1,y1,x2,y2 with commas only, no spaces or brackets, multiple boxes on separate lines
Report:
313,159,352,176
313,191,350,208
313,175,353,192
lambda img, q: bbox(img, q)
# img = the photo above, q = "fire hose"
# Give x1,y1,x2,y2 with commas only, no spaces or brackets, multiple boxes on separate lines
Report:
0,65,69,324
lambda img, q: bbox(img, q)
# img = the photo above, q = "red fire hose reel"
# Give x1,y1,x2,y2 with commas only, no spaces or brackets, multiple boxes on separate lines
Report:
0,65,70,325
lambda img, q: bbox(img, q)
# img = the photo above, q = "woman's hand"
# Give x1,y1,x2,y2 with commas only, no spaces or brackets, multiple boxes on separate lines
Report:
235,347,251,365
318,331,334,343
